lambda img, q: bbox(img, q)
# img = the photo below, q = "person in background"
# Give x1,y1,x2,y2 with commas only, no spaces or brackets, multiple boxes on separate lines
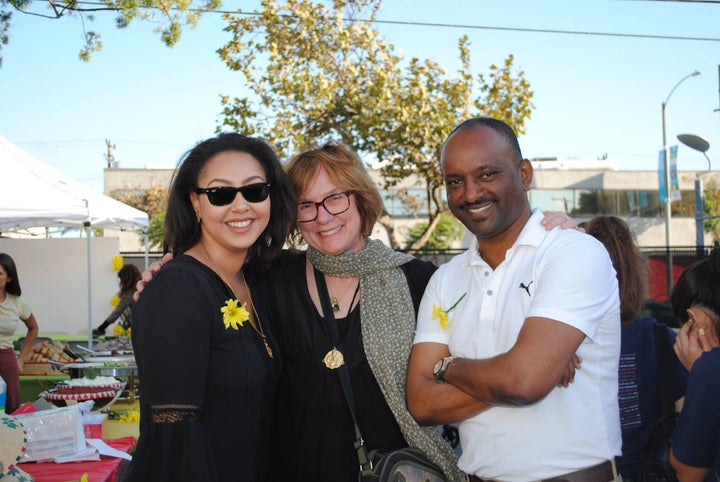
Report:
93,264,142,337
128,133,296,482
584,215,688,481
669,247,720,482
0,253,39,414
406,117,622,481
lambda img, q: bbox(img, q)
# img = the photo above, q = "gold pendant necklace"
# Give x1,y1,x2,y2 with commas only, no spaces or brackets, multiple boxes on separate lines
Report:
322,280,360,370
202,241,273,359
328,277,359,313
323,347,345,369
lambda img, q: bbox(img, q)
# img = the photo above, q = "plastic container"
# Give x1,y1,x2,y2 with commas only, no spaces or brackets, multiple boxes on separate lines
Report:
0,374,6,412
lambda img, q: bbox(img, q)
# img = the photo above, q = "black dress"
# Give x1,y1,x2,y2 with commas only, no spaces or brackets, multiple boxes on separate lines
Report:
263,250,436,482
130,255,281,482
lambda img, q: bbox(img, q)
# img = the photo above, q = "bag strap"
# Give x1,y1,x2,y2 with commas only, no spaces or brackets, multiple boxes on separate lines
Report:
313,267,373,475
653,322,675,440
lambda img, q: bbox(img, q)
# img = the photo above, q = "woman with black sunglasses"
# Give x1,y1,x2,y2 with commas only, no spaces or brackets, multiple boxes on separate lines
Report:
128,133,296,482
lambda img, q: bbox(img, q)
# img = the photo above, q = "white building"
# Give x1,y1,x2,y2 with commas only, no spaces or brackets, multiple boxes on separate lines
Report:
104,159,719,251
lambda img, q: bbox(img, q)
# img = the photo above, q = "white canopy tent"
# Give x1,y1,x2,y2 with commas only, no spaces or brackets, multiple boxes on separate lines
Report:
0,135,150,347
0,135,149,232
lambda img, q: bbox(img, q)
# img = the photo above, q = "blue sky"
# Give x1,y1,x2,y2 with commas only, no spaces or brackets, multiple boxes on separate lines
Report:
1,0,718,193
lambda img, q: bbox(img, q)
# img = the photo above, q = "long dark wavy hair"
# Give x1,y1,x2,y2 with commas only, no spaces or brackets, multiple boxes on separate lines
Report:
163,133,297,272
584,215,648,328
0,252,22,296
118,264,142,296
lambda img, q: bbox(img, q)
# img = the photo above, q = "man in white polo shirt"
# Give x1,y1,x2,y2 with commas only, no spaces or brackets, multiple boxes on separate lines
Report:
406,117,622,482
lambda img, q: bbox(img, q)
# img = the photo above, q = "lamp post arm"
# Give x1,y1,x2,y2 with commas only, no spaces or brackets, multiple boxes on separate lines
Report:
664,70,701,106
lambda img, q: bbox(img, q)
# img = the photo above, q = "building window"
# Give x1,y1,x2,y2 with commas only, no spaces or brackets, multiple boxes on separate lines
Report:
529,189,691,218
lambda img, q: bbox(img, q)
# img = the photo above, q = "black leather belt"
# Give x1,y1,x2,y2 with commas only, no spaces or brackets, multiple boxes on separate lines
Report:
467,459,616,482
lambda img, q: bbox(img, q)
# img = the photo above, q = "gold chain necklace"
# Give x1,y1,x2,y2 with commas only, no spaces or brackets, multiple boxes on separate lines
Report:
201,241,273,359
329,277,360,312
240,270,273,359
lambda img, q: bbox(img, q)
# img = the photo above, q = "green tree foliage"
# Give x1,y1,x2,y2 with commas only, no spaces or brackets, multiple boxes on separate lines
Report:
702,178,720,242
217,0,534,248
0,0,222,64
405,213,465,250
112,184,169,249
147,211,166,250
667,174,720,243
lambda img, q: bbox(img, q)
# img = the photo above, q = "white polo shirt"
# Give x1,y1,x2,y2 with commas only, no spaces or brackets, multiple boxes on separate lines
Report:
414,209,621,481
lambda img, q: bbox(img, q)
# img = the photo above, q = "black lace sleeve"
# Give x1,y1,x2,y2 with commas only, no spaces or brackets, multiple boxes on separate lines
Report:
129,262,218,481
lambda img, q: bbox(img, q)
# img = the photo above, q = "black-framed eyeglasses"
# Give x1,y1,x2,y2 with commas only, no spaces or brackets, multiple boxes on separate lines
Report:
195,182,271,206
297,191,353,223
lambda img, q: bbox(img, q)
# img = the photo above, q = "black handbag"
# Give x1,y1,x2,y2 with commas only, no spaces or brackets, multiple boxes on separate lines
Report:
313,268,447,482
640,323,678,482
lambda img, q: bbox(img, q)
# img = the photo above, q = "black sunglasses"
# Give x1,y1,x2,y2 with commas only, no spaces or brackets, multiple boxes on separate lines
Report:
195,182,271,206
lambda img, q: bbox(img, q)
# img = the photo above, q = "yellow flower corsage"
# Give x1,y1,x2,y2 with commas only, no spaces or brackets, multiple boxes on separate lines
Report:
119,409,140,423
113,324,131,338
111,255,124,271
432,293,467,330
221,298,250,330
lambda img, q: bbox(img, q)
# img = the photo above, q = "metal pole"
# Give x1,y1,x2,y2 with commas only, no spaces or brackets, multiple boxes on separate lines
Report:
695,178,705,260
662,102,673,301
660,70,701,301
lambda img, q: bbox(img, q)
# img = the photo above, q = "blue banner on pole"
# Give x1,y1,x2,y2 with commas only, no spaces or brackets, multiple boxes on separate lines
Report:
658,145,681,203
670,145,681,201
658,149,667,201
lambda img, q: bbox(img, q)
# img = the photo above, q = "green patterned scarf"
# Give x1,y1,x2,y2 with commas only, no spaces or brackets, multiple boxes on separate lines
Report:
307,239,463,482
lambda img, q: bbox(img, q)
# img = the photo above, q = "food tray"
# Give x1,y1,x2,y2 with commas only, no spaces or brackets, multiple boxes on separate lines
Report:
43,387,124,401
81,355,136,364
55,380,127,392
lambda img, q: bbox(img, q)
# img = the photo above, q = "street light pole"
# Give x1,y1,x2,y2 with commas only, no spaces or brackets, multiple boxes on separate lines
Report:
677,133,713,260
660,70,701,300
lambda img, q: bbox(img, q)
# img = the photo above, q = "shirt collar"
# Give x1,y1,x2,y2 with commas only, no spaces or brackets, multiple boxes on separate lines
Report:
467,208,547,267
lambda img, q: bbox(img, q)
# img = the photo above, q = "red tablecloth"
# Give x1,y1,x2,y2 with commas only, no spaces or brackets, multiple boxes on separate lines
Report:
18,436,135,482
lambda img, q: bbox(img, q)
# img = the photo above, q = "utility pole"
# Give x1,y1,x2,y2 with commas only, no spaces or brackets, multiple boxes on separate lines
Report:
716,65,720,118
105,139,116,168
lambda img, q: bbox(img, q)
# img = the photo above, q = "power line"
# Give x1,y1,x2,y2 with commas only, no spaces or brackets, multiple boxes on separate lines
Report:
19,1,720,43
367,18,720,43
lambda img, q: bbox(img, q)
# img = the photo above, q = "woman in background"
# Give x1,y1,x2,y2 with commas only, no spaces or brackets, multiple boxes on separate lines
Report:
584,215,687,481
0,253,39,414
669,246,720,482
93,264,142,336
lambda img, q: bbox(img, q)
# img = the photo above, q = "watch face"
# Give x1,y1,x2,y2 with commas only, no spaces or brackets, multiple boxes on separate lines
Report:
433,359,444,376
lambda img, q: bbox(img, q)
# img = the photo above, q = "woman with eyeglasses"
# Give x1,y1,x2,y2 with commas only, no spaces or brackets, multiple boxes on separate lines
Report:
260,141,464,481
128,133,296,482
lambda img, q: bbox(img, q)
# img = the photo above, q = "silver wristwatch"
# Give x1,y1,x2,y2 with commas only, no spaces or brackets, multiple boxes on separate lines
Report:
433,356,454,382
